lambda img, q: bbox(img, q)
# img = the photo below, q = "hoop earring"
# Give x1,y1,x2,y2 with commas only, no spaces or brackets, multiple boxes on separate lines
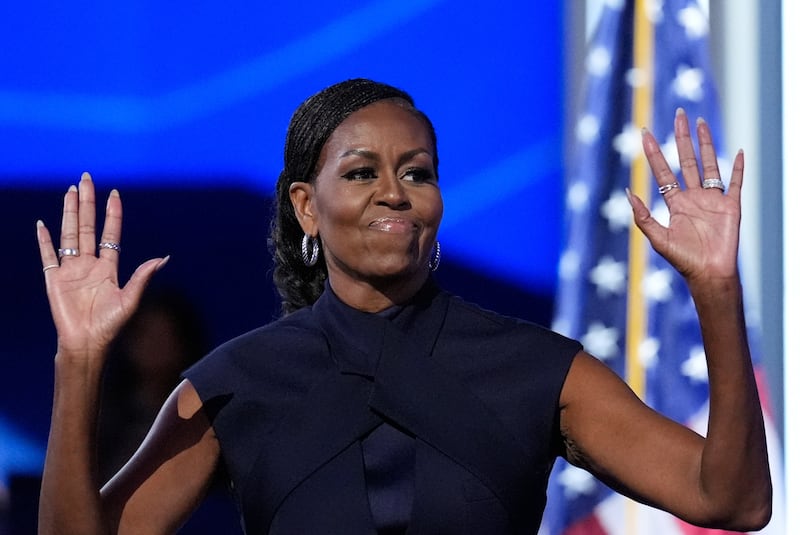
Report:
428,240,441,272
301,233,320,267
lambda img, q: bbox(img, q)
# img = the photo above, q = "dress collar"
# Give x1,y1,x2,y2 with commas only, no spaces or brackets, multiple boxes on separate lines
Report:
311,278,443,377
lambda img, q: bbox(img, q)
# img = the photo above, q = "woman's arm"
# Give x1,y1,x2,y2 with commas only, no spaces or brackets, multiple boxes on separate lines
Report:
558,109,771,531
36,174,219,534
101,380,220,534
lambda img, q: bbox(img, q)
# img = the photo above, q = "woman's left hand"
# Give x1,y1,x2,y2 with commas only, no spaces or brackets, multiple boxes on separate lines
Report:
628,108,742,285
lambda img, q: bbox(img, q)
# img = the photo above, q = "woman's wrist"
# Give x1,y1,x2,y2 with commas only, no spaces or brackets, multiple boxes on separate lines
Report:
686,274,742,306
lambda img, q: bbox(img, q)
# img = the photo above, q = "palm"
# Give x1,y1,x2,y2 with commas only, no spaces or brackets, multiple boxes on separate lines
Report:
46,259,132,353
37,174,166,360
631,111,743,285
651,191,740,280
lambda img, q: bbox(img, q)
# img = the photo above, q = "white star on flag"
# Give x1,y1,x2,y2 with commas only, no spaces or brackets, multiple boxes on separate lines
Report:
581,322,620,361
681,346,709,383
672,64,704,102
590,255,627,296
644,268,674,302
612,122,643,163
638,337,660,369
626,67,649,88
601,190,632,231
567,181,590,212
557,465,597,499
576,114,600,144
586,46,612,77
645,0,664,24
677,5,708,39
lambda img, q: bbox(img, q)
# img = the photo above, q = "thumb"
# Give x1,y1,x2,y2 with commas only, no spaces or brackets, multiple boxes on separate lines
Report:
120,256,170,308
626,189,666,247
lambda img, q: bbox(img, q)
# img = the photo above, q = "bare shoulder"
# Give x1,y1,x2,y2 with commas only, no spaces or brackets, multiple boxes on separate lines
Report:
101,379,221,533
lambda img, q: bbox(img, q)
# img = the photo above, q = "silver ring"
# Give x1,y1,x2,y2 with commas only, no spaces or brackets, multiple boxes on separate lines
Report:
657,182,680,195
42,264,60,273
57,248,80,258
702,178,725,191
98,242,122,253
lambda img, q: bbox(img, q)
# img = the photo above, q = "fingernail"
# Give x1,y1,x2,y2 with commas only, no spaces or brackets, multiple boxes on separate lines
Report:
80,172,92,181
696,116,706,125
676,107,685,116
68,185,77,192
36,220,44,228
107,189,119,209
156,255,171,271
641,126,650,137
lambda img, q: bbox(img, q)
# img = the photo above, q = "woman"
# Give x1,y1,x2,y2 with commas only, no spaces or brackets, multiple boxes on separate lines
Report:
36,79,771,534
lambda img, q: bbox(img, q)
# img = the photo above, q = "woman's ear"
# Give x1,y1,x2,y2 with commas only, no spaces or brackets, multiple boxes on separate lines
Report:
289,182,317,235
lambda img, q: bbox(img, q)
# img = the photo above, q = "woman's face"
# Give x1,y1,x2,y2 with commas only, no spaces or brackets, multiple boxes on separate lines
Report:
292,100,443,292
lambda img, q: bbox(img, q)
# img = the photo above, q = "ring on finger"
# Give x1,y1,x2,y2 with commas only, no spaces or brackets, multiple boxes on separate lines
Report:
57,248,80,258
42,264,60,273
98,242,122,253
702,178,725,191
658,182,680,195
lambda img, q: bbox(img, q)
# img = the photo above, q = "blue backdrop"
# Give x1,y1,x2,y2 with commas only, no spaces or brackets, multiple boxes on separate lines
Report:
0,1,566,528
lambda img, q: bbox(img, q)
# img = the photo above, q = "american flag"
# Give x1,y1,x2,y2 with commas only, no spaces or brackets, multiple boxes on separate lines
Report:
540,1,784,534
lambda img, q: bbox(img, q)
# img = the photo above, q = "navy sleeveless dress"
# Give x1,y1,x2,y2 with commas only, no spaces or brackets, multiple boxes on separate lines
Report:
183,279,581,534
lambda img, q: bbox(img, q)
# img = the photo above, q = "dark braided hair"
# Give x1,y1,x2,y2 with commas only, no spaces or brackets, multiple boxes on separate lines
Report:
270,78,439,315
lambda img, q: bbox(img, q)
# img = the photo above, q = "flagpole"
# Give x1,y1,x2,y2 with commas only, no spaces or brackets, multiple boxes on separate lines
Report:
626,0,652,423
625,0,653,532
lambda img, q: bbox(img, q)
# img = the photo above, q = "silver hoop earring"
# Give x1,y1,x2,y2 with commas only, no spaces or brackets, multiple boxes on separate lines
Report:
428,240,441,272
301,233,320,267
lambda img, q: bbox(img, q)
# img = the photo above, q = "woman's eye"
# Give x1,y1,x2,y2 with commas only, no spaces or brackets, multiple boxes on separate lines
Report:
341,167,377,180
401,167,435,183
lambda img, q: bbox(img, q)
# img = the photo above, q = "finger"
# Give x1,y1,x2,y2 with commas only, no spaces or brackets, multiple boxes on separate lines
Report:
37,220,61,274
626,188,668,250
696,117,723,184
641,127,681,200
120,256,170,310
98,189,123,264
727,149,744,203
674,108,701,189
59,184,80,259
77,172,97,257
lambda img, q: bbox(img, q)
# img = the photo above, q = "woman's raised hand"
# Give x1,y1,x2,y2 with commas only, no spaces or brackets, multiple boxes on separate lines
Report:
628,108,742,285
36,172,168,359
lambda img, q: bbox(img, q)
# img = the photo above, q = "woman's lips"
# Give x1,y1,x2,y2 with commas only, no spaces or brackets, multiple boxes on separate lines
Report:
369,217,417,233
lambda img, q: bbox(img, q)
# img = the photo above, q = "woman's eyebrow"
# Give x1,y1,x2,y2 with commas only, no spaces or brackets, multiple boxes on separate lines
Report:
338,148,431,164
339,148,379,161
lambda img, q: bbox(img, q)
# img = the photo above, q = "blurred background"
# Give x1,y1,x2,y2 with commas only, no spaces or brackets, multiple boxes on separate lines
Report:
0,1,791,533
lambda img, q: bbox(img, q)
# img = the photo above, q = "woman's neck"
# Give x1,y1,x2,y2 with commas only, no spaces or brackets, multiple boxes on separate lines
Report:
326,270,429,313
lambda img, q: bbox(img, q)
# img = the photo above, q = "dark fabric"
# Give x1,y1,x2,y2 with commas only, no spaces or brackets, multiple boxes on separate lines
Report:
362,423,416,534
183,280,582,534
362,303,415,533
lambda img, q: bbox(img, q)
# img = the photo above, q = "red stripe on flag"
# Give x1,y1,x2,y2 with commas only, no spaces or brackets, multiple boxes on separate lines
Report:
564,513,609,535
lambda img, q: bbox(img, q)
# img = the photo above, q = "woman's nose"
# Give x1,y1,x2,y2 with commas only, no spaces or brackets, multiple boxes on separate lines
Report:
374,174,411,209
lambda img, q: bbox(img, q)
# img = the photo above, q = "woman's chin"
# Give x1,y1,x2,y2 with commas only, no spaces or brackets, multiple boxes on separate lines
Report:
364,259,427,283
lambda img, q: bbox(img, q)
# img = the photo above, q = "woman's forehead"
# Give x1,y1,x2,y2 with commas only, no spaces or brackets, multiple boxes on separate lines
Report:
326,101,433,148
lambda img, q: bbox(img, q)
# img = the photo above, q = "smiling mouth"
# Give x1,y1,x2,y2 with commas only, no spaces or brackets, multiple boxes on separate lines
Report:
369,217,418,233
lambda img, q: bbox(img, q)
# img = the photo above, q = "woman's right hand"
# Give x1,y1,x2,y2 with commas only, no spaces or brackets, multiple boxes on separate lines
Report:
37,172,168,360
